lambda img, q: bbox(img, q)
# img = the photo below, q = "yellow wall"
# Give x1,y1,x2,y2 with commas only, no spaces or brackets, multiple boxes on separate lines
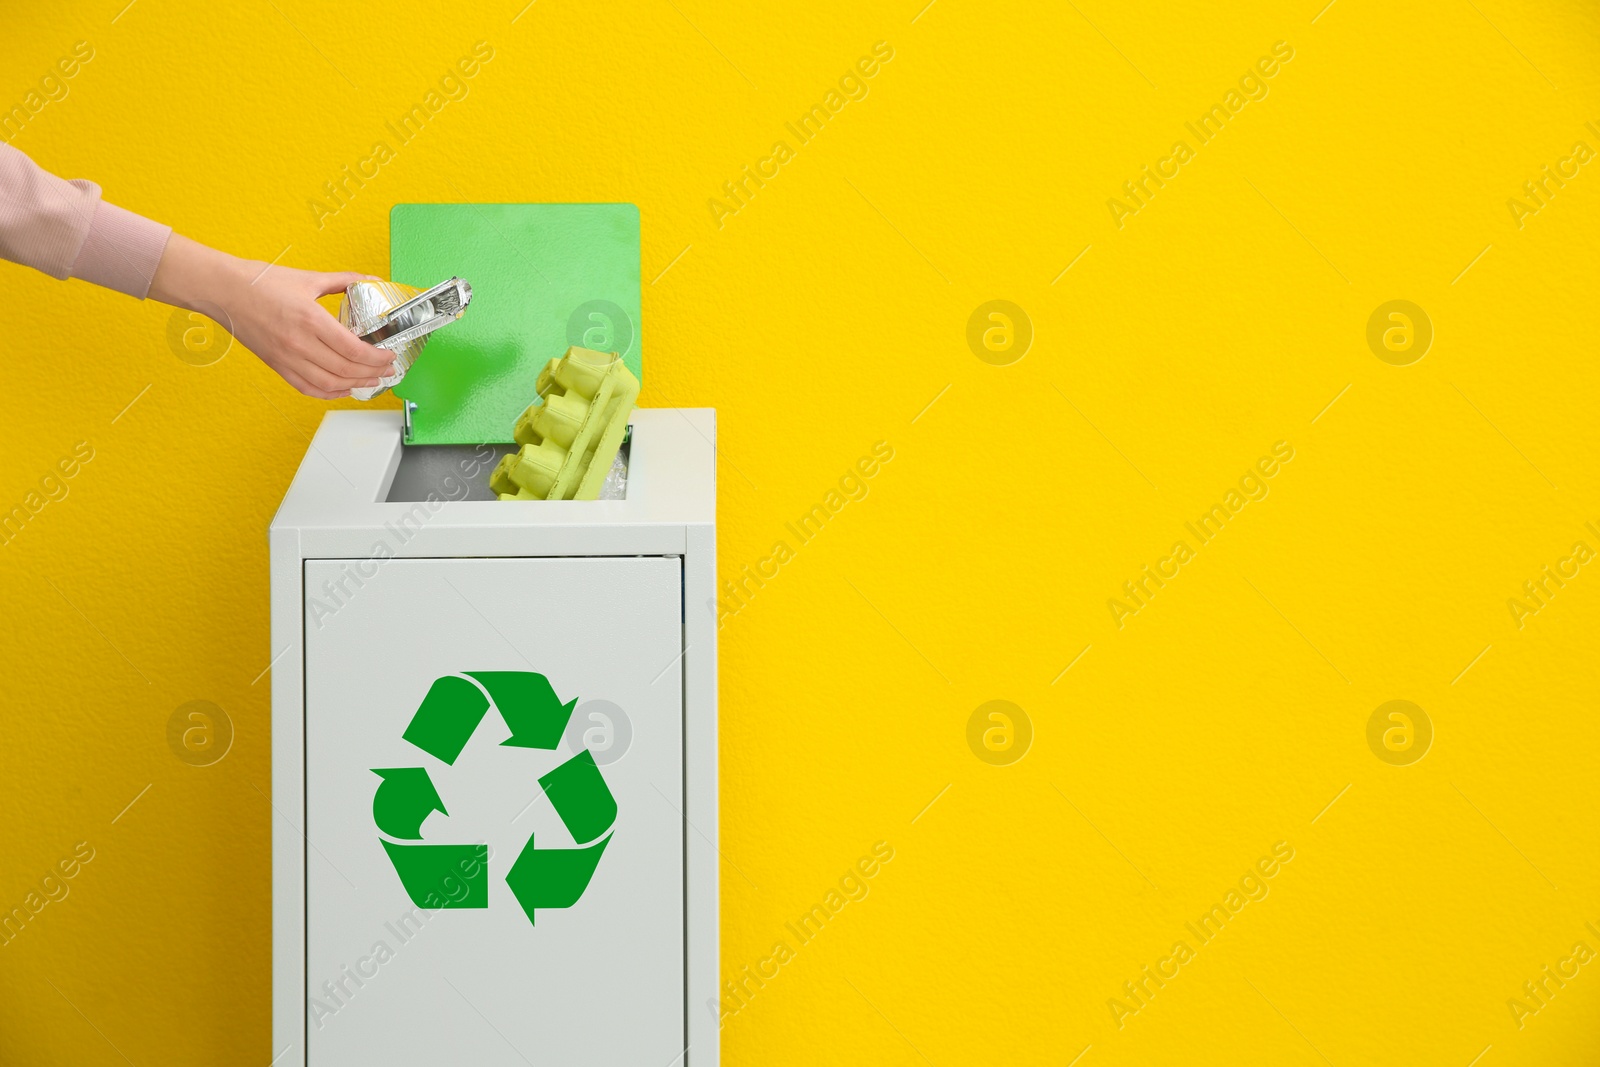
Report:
4,1,1600,1063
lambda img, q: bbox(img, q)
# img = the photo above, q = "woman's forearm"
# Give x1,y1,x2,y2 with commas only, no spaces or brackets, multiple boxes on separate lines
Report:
148,233,256,315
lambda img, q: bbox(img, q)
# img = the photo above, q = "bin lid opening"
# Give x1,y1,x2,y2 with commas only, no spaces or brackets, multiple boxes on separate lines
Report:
384,435,631,503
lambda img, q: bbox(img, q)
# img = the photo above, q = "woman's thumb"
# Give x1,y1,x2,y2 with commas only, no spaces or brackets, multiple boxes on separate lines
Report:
315,271,382,296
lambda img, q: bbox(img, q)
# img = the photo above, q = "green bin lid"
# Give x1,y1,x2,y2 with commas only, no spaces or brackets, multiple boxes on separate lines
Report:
390,203,641,444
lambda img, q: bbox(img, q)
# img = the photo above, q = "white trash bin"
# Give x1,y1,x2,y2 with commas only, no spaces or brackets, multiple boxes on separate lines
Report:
269,407,717,1066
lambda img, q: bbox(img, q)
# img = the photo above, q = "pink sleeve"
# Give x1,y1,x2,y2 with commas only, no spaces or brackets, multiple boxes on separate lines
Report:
0,141,172,299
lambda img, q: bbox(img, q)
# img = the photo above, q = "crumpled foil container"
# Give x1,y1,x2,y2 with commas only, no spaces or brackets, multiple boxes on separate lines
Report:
339,278,471,401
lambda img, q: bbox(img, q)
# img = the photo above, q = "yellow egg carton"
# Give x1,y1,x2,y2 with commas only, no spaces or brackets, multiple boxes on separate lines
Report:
488,347,639,501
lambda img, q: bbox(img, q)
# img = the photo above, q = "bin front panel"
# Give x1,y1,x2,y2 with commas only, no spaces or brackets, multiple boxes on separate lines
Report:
303,555,685,1066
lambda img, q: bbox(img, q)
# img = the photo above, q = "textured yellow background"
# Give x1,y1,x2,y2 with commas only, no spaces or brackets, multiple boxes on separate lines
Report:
3,1,1600,1063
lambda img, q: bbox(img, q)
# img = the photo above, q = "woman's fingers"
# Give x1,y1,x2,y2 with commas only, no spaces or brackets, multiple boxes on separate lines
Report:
311,270,373,297
277,365,348,400
311,306,396,368
302,336,393,385
284,348,379,394
297,361,355,396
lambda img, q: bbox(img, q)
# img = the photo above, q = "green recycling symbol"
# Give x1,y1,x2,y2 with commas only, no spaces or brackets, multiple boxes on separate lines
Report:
372,672,616,926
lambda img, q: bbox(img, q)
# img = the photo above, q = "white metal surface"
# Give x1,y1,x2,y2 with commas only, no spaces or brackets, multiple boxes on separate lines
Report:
306,557,682,1066
270,409,718,1067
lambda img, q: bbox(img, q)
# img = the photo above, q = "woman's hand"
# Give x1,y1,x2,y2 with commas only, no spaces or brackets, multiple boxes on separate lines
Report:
149,234,394,398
